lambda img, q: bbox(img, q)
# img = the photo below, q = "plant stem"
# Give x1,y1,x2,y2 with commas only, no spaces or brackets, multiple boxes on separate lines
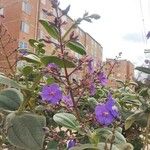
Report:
56,7,81,122
109,126,116,150
62,23,76,41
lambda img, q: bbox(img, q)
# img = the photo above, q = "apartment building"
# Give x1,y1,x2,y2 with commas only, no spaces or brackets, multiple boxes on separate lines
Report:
0,0,103,74
104,59,134,88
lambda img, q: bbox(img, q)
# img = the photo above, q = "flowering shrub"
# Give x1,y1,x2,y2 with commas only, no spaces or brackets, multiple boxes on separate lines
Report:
0,0,150,150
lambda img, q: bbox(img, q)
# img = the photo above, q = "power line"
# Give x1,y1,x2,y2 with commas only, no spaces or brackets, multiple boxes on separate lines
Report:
139,0,147,45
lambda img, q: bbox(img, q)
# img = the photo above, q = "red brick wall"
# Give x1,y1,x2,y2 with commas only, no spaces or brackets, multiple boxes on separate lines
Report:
104,59,134,88
0,0,103,75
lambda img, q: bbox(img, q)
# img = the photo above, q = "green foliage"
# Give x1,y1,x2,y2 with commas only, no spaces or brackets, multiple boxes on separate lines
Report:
5,112,46,150
135,66,150,74
47,141,58,150
41,56,76,68
96,128,126,145
22,66,33,76
53,113,80,130
70,143,119,150
125,111,146,130
29,39,45,54
0,0,148,149
39,20,59,39
21,54,41,64
0,88,23,111
66,41,86,55
0,74,21,89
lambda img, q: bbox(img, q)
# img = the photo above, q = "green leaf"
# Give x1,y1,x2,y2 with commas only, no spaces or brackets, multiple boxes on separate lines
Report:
90,14,101,19
96,128,126,145
70,143,119,150
125,111,145,130
139,88,149,97
21,54,41,64
29,39,45,54
0,88,23,111
6,112,46,150
53,113,80,130
66,41,86,55
135,67,150,74
70,144,97,150
39,20,59,39
22,66,33,76
116,143,133,150
41,56,76,68
87,97,98,108
113,131,126,144
47,141,58,150
96,128,112,141
0,75,21,89
46,77,55,84
29,39,39,48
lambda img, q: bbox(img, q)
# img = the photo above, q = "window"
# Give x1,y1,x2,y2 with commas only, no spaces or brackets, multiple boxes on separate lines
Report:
22,1,31,15
21,21,29,33
19,41,28,49
41,0,46,5
0,7,4,15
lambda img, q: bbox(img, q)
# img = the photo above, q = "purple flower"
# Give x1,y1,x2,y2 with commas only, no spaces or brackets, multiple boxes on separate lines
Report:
106,94,119,118
47,63,59,72
95,104,114,126
106,94,116,106
67,139,76,149
88,58,94,73
40,83,62,104
95,94,119,126
90,82,96,96
62,94,73,107
98,72,108,86
47,63,58,68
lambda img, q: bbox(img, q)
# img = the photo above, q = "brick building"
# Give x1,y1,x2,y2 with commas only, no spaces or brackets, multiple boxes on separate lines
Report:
0,0,103,74
104,59,134,88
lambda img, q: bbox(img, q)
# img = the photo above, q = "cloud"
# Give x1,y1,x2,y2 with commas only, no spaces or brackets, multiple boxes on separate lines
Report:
122,33,145,43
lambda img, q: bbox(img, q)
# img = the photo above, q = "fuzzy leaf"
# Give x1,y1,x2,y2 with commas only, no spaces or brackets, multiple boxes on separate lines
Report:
47,141,58,150
66,41,86,55
6,112,46,150
22,66,33,76
116,143,133,150
113,131,126,144
0,88,23,111
125,111,145,130
53,113,80,130
135,67,150,74
39,20,59,39
21,54,41,64
70,143,119,150
0,75,21,89
29,39,39,48
41,56,76,68
90,14,101,19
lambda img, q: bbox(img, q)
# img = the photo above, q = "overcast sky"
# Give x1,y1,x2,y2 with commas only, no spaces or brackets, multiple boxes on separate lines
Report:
60,0,150,66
